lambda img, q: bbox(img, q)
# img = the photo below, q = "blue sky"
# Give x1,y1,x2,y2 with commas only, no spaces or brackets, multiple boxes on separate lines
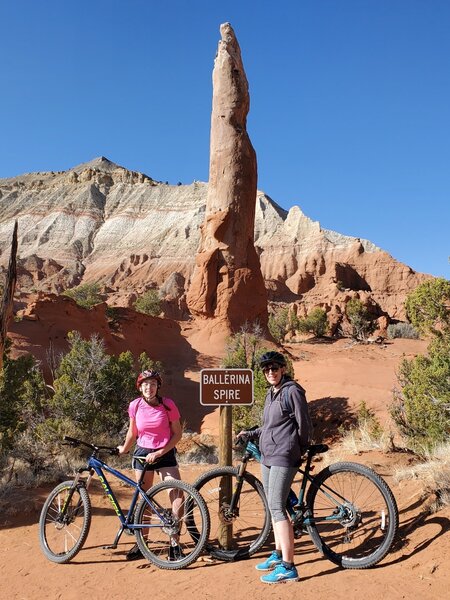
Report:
1,0,449,278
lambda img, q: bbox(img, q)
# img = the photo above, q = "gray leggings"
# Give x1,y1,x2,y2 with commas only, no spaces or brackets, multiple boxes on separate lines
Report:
260,464,298,523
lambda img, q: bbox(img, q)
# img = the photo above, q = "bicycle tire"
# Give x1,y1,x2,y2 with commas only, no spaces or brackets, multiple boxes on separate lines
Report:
192,466,271,561
134,479,210,570
306,462,398,569
39,480,91,563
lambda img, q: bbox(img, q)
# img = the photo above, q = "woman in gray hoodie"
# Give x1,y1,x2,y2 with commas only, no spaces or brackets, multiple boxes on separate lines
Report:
240,351,312,584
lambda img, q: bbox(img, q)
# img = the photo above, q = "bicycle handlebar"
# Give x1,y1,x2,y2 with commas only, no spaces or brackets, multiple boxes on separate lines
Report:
233,427,259,447
62,435,119,455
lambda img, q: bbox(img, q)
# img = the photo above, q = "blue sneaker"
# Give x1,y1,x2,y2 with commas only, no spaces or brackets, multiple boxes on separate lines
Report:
260,563,299,584
255,550,282,571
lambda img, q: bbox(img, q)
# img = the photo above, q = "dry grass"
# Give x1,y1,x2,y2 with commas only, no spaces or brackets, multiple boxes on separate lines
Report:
331,400,394,460
340,423,393,454
176,432,218,465
0,455,71,517
394,442,450,512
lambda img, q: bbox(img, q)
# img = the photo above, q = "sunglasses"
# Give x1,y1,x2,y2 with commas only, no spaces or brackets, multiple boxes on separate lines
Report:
262,364,281,374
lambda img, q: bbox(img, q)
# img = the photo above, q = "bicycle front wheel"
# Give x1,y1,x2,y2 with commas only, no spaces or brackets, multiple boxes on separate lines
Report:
193,466,271,561
39,480,91,563
134,479,210,570
306,462,398,569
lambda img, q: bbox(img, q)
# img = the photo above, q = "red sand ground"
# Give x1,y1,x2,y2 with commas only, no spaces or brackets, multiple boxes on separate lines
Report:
2,319,449,599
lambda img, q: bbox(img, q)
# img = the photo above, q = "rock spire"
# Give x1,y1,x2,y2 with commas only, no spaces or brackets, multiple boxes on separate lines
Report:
186,23,268,331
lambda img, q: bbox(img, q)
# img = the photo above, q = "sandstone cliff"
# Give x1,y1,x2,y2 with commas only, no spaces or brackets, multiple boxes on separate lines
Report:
0,157,429,322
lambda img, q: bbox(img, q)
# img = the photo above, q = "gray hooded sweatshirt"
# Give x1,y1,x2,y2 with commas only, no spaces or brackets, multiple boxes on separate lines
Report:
255,376,312,468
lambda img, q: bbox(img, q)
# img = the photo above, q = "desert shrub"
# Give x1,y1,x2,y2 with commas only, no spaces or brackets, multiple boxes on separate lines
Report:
63,282,102,309
391,334,450,452
105,305,118,318
223,321,265,371
223,323,267,432
105,305,121,327
297,307,328,337
345,298,376,341
268,306,291,342
48,331,136,440
0,345,47,456
355,400,384,440
134,289,162,316
387,322,420,339
391,279,450,452
405,277,450,337
231,366,269,433
0,341,62,476
339,400,388,453
138,352,164,375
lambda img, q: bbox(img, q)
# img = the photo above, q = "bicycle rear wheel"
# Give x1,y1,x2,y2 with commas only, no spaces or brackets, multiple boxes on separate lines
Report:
306,462,398,569
134,479,210,570
39,480,91,563
192,466,271,561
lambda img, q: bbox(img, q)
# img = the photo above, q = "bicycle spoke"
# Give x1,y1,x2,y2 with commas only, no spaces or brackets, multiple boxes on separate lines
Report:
39,482,91,563
135,480,209,569
307,462,398,569
193,467,271,560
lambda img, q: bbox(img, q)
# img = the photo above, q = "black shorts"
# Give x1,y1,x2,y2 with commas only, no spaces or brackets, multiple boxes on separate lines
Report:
132,446,178,471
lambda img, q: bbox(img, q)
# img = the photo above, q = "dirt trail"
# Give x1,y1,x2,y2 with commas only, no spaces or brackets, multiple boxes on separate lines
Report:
1,451,448,600
2,337,448,599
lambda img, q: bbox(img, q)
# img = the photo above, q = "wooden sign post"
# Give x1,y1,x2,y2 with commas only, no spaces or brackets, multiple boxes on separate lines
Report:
200,368,254,550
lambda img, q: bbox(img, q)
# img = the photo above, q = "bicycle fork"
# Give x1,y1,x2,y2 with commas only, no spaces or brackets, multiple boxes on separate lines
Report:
58,469,94,522
226,456,250,517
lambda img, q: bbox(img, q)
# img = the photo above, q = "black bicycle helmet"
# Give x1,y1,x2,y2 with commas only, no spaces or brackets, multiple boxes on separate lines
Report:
259,351,286,368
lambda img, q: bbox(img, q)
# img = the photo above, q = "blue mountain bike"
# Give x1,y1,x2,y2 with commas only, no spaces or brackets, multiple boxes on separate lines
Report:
39,436,210,569
192,438,398,569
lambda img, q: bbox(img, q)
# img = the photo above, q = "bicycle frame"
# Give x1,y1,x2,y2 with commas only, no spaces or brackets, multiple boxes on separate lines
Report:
242,440,352,528
62,451,174,549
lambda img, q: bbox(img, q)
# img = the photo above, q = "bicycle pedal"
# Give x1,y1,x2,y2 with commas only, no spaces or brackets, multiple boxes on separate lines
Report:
102,544,118,549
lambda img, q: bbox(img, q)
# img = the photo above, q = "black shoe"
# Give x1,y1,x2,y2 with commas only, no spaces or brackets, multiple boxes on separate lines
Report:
168,544,185,561
126,543,143,561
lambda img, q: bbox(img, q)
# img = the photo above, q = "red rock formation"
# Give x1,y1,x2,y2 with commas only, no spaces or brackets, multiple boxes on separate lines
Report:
186,23,268,331
0,221,17,369
9,294,212,432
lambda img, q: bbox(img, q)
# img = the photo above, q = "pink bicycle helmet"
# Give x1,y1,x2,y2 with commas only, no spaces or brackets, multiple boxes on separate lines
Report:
136,369,162,390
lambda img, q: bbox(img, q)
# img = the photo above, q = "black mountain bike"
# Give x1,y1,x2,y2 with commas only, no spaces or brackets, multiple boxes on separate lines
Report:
192,439,398,569
39,436,210,569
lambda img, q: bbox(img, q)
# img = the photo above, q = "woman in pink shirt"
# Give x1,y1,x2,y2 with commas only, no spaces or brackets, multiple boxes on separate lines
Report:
118,369,183,561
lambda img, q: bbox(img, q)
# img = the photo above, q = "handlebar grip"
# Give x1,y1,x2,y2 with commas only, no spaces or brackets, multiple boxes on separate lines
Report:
63,435,80,445
62,437,119,455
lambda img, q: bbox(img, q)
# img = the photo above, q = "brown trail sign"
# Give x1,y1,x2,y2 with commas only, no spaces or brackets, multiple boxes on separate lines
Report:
200,368,254,406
